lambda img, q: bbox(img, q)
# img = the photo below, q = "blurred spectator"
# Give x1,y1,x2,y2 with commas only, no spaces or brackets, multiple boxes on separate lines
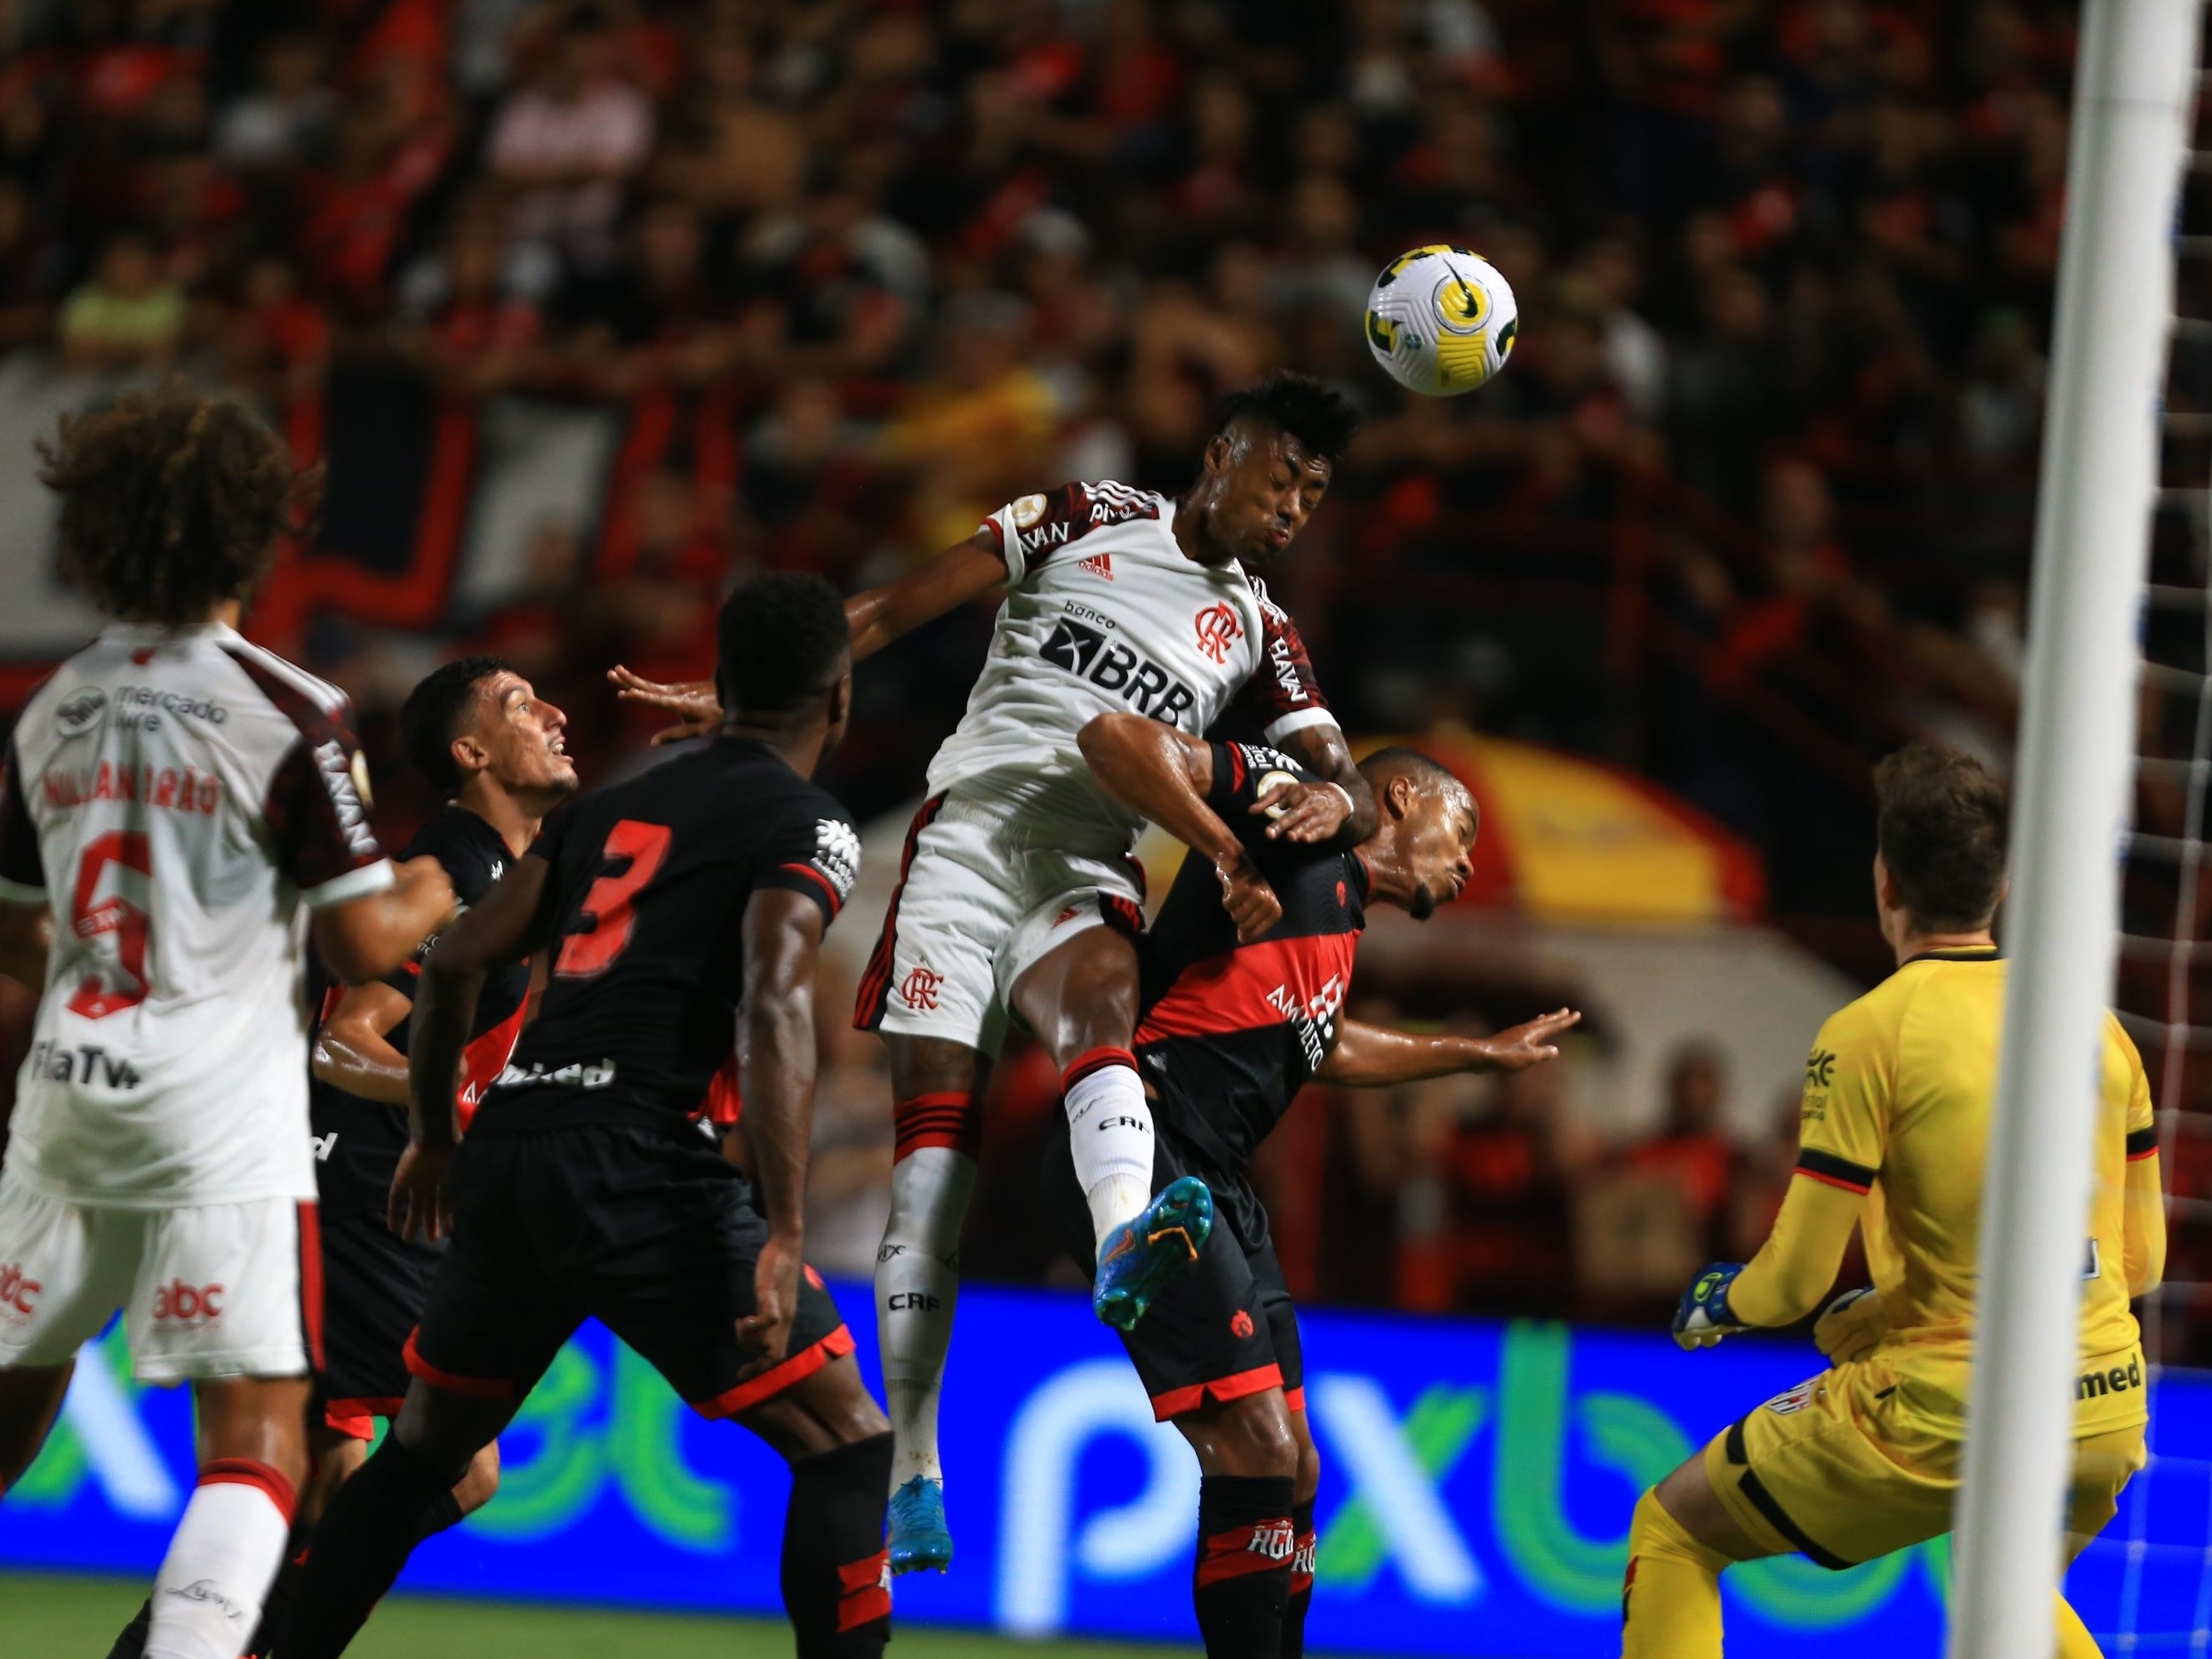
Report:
220,256,329,410
1628,1040,1743,1257
213,32,331,174
486,8,654,269
1433,1043,1592,1318
806,961,895,1279
60,233,183,371
882,290,1061,552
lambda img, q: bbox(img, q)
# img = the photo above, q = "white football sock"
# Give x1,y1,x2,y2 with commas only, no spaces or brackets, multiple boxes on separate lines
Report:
1062,1053,1155,1250
876,1146,976,1492
147,1466,292,1659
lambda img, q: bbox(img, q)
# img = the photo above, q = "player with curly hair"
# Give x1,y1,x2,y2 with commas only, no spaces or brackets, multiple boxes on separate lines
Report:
0,385,454,1659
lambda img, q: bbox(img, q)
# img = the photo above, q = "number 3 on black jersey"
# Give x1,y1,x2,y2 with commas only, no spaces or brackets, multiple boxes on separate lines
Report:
555,819,671,979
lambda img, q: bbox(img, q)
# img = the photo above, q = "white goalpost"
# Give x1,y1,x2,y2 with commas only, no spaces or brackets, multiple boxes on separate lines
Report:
1947,2,2201,1656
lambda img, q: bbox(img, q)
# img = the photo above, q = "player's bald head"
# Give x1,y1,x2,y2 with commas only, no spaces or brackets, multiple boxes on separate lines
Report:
1361,746,1476,832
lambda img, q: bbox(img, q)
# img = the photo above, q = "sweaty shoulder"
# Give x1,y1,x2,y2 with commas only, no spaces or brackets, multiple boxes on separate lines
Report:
979,480,1170,584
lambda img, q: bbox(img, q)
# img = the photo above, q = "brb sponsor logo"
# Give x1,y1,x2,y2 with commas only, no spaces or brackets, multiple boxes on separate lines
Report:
151,1282,223,1323
0,1262,41,1318
1038,616,1198,727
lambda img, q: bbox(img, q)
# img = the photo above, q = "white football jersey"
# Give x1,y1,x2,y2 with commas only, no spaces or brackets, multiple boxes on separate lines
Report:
0,621,394,1208
924,481,1339,847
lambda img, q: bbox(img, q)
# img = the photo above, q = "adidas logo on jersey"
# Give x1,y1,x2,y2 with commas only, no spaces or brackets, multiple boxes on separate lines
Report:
1038,618,1198,726
1080,552,1113,580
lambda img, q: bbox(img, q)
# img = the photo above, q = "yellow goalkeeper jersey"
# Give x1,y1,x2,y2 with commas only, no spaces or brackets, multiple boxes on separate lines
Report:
1798,946,2155,1436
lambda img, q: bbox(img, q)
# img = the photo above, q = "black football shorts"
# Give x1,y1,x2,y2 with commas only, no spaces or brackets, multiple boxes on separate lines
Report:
311,1094,439,1438
1046,1120,1305,1420
407,1119,851,1417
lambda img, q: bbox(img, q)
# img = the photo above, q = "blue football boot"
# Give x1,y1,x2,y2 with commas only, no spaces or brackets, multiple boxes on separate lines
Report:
1092,1176,1214,1333
887,1474,954,1575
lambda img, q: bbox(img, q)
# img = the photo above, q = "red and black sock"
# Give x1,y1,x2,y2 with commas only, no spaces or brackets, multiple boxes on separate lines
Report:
781,1431,894,1658
275,1436,459,1659
1281,1498,1317,1657
1194,1475,1297,1659
243,1475,464,1657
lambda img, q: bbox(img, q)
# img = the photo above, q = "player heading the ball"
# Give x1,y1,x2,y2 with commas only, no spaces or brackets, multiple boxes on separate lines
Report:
612,372,1374,1577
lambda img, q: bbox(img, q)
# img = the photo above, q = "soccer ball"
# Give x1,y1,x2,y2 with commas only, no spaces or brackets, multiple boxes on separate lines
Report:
1364,245,1519,397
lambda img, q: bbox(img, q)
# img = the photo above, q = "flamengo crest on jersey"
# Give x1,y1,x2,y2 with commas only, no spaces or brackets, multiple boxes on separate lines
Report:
0,621,394,1210
924,481,1337,845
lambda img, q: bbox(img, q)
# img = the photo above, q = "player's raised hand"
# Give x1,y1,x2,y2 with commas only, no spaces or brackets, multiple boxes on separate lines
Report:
1215,852,1283,943
606,665,723,746
1253,778,1353,844
388,1140,455,1243
1481,1008,1582,1071
1673,1263,1748,1350
735,1232,803,1378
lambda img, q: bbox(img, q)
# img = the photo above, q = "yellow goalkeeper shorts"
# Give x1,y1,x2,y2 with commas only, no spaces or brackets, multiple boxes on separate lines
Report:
1704,1352,2147,1568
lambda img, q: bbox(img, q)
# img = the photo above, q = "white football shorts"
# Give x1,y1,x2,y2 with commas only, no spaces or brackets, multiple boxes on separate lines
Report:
0,1165,320,1383
856,788,1146,1055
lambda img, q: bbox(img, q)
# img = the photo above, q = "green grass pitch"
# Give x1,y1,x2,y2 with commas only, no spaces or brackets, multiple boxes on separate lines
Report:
2,1570,1398,1657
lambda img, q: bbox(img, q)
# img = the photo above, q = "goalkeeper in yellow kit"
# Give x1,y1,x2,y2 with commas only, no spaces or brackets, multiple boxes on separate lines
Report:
1622,744,2167,1658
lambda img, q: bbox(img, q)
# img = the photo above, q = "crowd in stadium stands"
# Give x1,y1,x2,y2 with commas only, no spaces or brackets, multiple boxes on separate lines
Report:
0,0,2160,1324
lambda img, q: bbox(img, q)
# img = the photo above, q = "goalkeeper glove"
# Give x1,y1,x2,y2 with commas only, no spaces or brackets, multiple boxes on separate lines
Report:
1674,1263,1747,1350
1813,1285,1887,1365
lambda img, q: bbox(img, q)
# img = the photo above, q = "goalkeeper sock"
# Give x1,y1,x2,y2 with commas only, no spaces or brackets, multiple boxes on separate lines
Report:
876,1141,976,1490
1281,1498,1317,1657
782,1433,894,1657
1062,1049,1154,1249
1621,1487,1729,1659
1194,1475,1296,1659
2055,1591,2105,1659
277,1436,455,1659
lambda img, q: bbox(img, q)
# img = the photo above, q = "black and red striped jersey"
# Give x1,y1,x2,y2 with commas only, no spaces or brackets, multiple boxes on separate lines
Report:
473,735,859,1134
311,805,531,1131
1135,741,1366,1171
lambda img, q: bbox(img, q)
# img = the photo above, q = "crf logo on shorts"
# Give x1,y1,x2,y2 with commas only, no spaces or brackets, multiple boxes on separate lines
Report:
1230,1309,1255,1338
152,1281,224,1322
0,1263,41,1317
1194,604,1243,664
900,964,944,1011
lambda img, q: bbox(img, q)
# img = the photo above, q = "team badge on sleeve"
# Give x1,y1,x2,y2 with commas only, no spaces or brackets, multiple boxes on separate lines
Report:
812,818,861,902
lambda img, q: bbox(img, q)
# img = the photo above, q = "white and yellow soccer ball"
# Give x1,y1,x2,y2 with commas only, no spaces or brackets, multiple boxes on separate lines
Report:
1364,244,1519,397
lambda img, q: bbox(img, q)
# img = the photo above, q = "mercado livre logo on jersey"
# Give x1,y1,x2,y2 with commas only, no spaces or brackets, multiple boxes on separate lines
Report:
1038,616,1198,725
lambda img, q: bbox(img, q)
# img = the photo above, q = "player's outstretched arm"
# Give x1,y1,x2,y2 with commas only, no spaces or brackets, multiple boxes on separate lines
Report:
1317,1010,1581,1087
312,855,458,985
311,982,414,1106
1268,722,1376,847
733,887,827,1375
0,899,51,989
608,533,1008,744
1689,1174,1865,1341
392,852,555,1241
1078,713,1281,942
